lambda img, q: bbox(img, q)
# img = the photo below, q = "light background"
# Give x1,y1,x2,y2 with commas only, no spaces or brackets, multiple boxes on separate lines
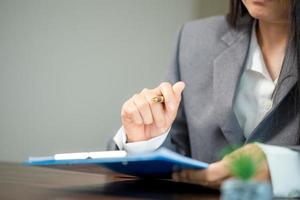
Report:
0,0,228,162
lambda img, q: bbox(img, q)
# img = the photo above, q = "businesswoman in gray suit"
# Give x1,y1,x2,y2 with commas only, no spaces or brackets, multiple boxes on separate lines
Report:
111,0,300,197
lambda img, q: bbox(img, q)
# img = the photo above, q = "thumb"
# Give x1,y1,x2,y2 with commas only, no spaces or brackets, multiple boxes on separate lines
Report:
172,81,185,99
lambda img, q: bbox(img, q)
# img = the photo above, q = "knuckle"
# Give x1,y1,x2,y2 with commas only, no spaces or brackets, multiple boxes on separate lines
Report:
144,93,154,102
160,82,171,88
125,106,137,116
141,88,149,93
135,119,143,125
121,102,129,114
147,88,156,94
121,110,126,118
142,91,153,100
132,94,139,100
144,119,153,125
144,115,154,125
136,101,148,110
121,102,127,110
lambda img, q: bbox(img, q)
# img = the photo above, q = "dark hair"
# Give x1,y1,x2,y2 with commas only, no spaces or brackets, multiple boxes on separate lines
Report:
227,0,298,57
227,0,250,28
228,0,300,138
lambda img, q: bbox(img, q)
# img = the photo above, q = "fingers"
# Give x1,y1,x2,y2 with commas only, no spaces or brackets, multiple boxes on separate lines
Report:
123,88,166,131
149,81,185,131
121,81,185,139
172,81,185,100
172,161,230,188
121,100,143,125
159,82,185,120
143,88,167,131
159,82,176,111
172,145,270,189
132,93,154,125
159,82,177,122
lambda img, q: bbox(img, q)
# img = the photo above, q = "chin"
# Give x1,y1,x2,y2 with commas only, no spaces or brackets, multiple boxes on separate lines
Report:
247,8,270,21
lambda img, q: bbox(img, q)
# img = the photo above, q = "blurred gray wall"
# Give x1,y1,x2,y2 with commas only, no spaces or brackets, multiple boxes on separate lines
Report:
0,0,228,162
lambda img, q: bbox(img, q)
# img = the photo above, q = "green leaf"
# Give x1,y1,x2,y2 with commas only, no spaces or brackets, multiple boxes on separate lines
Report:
230,155,257,181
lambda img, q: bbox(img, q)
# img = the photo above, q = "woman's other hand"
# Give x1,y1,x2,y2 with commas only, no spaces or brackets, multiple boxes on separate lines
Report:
172,144,271,189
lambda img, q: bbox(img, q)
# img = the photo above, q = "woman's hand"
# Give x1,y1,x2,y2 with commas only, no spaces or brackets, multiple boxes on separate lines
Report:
172,144,271,189
121,82,185,143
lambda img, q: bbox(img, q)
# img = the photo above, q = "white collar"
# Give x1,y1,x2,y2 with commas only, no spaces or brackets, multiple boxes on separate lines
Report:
246,21,277,84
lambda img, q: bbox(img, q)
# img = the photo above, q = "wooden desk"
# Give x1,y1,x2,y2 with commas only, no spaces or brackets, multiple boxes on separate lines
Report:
0,162,219,200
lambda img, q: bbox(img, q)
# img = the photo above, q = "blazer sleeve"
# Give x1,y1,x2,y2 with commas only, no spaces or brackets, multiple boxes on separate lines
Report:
161,25,191,157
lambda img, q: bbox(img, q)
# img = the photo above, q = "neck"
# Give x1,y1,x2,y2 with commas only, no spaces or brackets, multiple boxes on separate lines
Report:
256,20,289,81
257,20,289,50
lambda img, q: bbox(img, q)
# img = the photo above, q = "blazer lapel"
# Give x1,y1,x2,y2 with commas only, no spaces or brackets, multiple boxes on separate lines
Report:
273,45,298,106
246,40,298,141
213,24,252,145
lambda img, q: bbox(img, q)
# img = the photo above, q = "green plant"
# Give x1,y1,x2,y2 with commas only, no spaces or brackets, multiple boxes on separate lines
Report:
229,154,257,181
221,144,264,181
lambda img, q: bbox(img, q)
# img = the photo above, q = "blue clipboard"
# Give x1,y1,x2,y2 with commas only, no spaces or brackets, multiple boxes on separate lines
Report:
27,148,209,178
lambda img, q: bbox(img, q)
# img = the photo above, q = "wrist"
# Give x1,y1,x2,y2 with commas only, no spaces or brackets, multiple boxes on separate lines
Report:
126,134,151,144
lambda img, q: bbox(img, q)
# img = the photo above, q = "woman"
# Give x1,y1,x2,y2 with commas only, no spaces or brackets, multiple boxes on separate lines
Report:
110,0,300,197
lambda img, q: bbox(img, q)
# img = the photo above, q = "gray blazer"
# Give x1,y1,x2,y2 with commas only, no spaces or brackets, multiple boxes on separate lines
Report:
109,16,300,163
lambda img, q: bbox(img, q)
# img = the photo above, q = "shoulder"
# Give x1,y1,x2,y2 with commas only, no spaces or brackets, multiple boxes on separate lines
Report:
180,15,230,41
176,16,232,66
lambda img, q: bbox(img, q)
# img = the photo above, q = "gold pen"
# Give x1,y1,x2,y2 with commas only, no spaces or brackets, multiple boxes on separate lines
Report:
151,96,165,103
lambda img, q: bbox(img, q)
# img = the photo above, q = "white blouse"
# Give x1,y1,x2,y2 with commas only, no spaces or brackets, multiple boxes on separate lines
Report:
233,22,277,137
